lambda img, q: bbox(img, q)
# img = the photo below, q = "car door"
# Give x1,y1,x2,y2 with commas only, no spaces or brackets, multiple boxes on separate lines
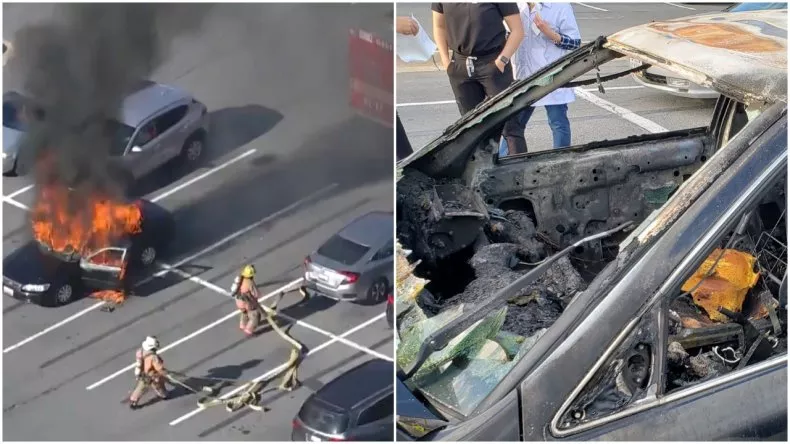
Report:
125,118,160,178
367,239,394,285
80,247,127,290
151,103,191,163
349,393,394,441
544,117,787,441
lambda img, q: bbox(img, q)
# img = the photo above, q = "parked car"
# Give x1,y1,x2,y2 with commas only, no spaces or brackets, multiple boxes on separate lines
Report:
630,2,786,100
292,359,394,441
2,80,209,181
303,211,394,304
396,10,786,441
2,199,174,306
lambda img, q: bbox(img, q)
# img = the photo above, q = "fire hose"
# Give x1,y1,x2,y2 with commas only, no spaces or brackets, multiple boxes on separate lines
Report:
167,289,306,413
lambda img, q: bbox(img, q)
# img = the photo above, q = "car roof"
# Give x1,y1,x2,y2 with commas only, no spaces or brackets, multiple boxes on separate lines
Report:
312,359,393,411
606,10,787,104
2,80,192,128
337,211,393,247
118,80,192,127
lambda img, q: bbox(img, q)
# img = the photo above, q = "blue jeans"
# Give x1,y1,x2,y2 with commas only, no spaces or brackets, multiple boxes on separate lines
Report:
499,104,572,156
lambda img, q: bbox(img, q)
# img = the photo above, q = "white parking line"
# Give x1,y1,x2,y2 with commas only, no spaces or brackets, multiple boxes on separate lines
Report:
2,302,107,353
169,312,387,426
665,2,696,10
3,184,338,353
574,88,668,134
2,196,30,211
159,262,393,362
85,278,304,390
575,2,608,12
396,86,645,108
151,148,256,203
6,184,34,199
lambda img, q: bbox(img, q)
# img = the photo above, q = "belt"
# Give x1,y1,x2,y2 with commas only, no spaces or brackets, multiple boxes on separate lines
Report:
452,46,503,59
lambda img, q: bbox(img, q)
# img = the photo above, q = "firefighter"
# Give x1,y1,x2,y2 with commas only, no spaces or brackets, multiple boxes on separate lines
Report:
231,265,262,336
129,336,168,410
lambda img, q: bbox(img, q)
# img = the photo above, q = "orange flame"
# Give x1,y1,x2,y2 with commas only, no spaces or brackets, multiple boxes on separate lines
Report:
90,290,126,305
31,185,142,256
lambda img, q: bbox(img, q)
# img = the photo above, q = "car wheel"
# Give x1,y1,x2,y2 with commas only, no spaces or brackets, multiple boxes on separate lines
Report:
180,133,205,166
53,283,74,306
139,246,157,266
367,278,388,304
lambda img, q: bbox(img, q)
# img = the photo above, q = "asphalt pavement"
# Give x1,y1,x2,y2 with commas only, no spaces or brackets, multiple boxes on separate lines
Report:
2,3,394,441
396,2,728,150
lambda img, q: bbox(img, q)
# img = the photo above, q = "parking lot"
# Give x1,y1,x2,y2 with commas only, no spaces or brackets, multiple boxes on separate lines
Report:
396,2,726,150
2,3,393,441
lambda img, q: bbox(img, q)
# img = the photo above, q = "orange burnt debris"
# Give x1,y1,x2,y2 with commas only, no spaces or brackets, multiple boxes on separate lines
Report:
681,248,761,323
90,290,126,305
31,184,142,256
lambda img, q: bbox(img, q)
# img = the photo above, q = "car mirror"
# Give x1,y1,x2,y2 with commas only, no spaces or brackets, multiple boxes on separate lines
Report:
130,146,143,153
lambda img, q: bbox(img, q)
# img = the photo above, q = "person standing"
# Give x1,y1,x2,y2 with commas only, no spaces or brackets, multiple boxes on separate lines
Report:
129,336,168,410
396,16,419,161
432,3,525,151
500,2,581,155
231,264,262,336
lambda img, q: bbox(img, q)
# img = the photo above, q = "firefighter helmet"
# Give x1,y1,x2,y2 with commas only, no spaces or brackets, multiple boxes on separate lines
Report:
241,264,256,278
142,336,159,351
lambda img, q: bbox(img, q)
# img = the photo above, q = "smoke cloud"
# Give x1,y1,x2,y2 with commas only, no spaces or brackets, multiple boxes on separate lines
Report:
12,3,211,195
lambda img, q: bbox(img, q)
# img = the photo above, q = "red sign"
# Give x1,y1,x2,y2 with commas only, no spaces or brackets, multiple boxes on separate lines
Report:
349,28,393,127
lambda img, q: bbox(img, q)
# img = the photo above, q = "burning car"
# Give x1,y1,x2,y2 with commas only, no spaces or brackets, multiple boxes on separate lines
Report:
3,197,174,306
396,10,786,441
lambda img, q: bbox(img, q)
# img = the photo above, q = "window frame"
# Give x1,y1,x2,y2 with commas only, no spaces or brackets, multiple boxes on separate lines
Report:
549,137,787,438
128,102,189,152
81,246,127,272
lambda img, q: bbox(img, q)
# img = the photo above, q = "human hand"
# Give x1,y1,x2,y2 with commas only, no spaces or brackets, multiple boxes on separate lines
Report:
494,58,506,73
396,16,419,36
533,13,554,36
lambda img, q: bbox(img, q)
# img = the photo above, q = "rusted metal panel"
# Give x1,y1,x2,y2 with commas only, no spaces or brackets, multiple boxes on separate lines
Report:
606,10,787,105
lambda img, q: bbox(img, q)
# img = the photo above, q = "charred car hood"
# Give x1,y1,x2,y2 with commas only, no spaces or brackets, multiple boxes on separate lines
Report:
3,241,68,285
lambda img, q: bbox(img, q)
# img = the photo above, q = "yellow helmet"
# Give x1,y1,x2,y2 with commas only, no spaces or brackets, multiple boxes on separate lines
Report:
241,264,256,278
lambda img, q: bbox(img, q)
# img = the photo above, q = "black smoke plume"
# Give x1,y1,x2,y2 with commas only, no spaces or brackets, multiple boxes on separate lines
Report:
12,3,211,196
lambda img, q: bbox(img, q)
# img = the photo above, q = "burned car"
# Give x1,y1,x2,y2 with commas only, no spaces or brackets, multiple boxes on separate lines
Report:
2,199,174,306
395,10,787,441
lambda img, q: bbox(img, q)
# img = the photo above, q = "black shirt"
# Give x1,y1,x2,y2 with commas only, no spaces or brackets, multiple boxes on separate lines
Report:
431,3,519,57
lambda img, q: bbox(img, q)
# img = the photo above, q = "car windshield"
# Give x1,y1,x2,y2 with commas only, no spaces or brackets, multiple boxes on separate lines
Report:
105,120,135,156
727,2,787,11
317,235,370,266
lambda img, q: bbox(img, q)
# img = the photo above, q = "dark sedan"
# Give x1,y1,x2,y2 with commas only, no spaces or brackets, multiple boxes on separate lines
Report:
395,10,786,442
3,199,174,306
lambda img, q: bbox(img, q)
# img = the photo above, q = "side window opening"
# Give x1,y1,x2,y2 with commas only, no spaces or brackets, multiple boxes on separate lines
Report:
665,178,787,393
85,247,127,269
556,307,660,432
155,105,188,134
132,121,156,148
